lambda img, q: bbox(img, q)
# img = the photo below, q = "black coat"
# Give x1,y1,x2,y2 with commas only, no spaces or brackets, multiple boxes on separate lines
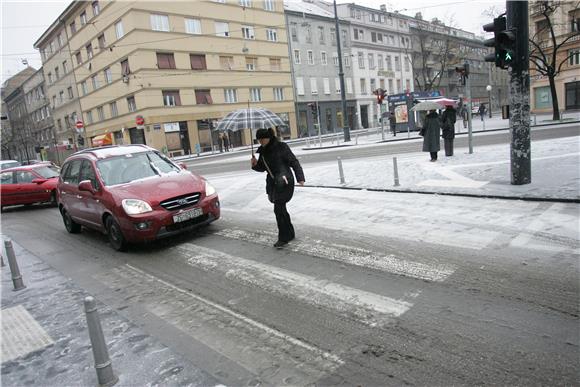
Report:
441,108,456,139
252,137,305,203
422,112,441,152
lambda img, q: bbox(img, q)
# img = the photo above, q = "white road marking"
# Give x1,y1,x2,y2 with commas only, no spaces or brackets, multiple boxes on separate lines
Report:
215,228,455,282
173,244,416,326
124,264,344,365
417,166,489,188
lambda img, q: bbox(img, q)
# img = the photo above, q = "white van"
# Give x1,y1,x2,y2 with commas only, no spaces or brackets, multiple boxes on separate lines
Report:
0,160,21,170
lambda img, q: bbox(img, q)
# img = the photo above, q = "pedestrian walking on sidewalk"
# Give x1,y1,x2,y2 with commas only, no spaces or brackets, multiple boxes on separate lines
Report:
422,110,441,162
389,112,397,136
460,105,468,129
441,105,456,157
478,103,486,121
223,133,230,152
251,128,305,248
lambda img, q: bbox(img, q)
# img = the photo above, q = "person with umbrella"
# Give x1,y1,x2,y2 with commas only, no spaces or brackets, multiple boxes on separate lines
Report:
441,105,456,156
251,128,305,248
422,109,441,162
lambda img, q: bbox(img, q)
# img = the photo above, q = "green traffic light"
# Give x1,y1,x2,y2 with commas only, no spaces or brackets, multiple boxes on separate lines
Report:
505,52,512,61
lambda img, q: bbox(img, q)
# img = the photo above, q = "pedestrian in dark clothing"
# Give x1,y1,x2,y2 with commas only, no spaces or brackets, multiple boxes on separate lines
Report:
251,128,305,248
441,105,456,157
422,110,441,161
388,112,397,136
460,105,468,129
478,103,486,121
223,133,230,152
218,133,224,152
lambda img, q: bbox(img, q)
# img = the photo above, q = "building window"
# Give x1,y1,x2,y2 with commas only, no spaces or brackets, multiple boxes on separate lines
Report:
98,34,106,49
270,58,281,71
388,79,394,94
239,0,251,7
307,50,314,65
565,81,580,110
70,21,77,34
215,22,230,37
305,26,312,43
86,110,93,124
396,79,401,93
127,96,137,112
91,75,99,90
246,57,257,71
266,28,277,42
163,90,181,106
360,78,367,94
224,89,237,103
291,25,298,42
310,78,318,95
86,44,93,59
335,78,341,93
104,67,112,84
121,59,130,75
368,53,375,69
293,50,301,64
395,56,401,71
404,57,410,72
406,79,411,92
321,51,327,65
344,54,350,67
157,53,176,69
534,86,552,109
273,87,284,101
250,88,262,102
57,33,64,47
219,56,234,70
330,28,336,46
76,52,82,65
190,54,207,70
55,67,60,79
318,26,325,44
80,11,87,26
115,21,124,39
242,25,255,39
92,1,100,16
333,52,339,66
386,55,392,71
569,49,580,66
110,101,118,117
68,87,74,99
377,54,384,70
62,60,68,74
323,78,330,95
151,14,170,31
97,106,105,121
59,91,64,103
81,81,88,95
264,0,274,11
358,52,364,69
185,18,202,34
296,77,304,95
195,89,213,104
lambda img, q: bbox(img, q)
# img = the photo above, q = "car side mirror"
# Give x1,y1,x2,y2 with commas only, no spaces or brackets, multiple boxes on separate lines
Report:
32,178,48,184
78,180,96,194
179,162,188,170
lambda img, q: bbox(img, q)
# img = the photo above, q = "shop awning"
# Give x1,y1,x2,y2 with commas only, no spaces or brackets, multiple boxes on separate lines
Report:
91,133,113,147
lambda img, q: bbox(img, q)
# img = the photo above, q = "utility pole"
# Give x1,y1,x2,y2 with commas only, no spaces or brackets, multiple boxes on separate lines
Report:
466,68,473,154
507,1,531,185
333,0,350,142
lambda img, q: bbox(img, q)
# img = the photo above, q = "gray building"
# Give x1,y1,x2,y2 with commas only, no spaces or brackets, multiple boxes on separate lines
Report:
285,1,357,136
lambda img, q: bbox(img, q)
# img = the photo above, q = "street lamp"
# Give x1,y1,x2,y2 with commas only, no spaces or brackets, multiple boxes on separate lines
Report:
486,84,492,118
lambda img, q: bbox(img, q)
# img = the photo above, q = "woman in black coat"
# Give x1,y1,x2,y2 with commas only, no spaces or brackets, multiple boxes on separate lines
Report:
422,110,441,161
251,128,305,248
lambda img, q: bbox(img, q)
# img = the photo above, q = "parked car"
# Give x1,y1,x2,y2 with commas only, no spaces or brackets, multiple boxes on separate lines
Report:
0,160,21,170
57,145,220,251
0,164,60,210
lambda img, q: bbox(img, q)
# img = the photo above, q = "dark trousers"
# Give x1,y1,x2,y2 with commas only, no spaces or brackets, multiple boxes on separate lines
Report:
274,202,295,242
430,152,438,161
444,138,454,156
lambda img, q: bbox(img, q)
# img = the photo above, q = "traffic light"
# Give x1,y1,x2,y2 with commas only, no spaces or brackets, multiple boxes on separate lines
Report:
77,135,85,147
374,88,385,104
483,16,516,70
455,63,470,86
307,102,317,116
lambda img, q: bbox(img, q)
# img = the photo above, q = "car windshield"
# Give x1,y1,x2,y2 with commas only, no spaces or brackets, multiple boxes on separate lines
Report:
34,166,60,179
96,151,180,186
1,161,20,170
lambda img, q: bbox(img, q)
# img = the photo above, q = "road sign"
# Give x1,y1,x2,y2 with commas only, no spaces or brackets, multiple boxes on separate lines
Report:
76,120,84,129
136,115,144,126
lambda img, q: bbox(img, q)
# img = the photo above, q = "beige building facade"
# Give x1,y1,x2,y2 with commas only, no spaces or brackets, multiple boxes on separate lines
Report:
37,0,296,156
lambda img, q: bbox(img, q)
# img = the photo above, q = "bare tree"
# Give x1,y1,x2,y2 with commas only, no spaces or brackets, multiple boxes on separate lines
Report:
529,1,580,120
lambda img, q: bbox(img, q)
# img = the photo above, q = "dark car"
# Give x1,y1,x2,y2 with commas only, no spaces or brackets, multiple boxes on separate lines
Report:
57,145,220,251
0,164,60,210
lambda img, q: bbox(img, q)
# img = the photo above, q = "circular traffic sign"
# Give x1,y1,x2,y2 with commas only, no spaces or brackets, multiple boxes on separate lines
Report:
76,120,84,129
136,115,144,126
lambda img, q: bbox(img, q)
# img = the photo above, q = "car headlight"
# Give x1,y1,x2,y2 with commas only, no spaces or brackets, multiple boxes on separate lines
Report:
122,199,153,215
205,180,216,196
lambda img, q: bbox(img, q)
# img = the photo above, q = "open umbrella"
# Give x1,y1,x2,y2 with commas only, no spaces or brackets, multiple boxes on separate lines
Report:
215,107,285,154
432,97,459,107
411,101,443,112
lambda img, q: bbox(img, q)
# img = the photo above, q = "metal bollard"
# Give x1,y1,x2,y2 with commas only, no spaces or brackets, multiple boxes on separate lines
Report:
84,297,118,387
393,157,400,186
337,157,345,184
336,133,340,145
4,240,25,291
533,114,537,126
355,133,358,145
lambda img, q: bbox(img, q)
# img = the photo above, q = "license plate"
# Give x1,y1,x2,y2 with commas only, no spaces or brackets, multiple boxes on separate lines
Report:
173,207,203,223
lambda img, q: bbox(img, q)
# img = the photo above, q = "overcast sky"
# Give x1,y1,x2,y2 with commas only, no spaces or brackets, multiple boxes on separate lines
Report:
1,0,505,84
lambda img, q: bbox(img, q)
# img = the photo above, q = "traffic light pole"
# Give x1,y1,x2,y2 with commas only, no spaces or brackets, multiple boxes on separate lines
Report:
507,1,531,185
466,67,473,154
334,0,350,142
316,100,322,147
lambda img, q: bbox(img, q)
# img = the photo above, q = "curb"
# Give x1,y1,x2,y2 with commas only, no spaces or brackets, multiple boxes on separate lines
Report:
304,184,580,204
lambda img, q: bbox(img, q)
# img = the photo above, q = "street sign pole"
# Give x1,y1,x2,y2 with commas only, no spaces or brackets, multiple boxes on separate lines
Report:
334,0,350,142
465,67,473,154
507,0,531,185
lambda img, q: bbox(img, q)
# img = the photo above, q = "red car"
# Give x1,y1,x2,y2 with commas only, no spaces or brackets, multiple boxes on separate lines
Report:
57,145,220,251
1,164,60,210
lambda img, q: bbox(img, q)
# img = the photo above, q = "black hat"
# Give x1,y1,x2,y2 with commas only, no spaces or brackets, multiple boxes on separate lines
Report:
255,128,271,139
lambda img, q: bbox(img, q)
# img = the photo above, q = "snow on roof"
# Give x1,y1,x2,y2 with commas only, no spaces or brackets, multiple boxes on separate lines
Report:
284,0,334,18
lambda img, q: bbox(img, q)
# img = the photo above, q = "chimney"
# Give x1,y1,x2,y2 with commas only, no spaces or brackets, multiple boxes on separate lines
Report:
380,4,386,12
415,12,423,20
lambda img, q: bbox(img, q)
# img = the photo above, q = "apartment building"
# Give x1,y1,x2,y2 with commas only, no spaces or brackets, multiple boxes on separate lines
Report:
34,6,83,153
35,0,296,155
285,1,357,136
529,2,580,113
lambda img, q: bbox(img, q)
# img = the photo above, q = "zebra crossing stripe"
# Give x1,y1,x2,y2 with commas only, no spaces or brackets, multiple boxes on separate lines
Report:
215,228,455,282
174,243,416,326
